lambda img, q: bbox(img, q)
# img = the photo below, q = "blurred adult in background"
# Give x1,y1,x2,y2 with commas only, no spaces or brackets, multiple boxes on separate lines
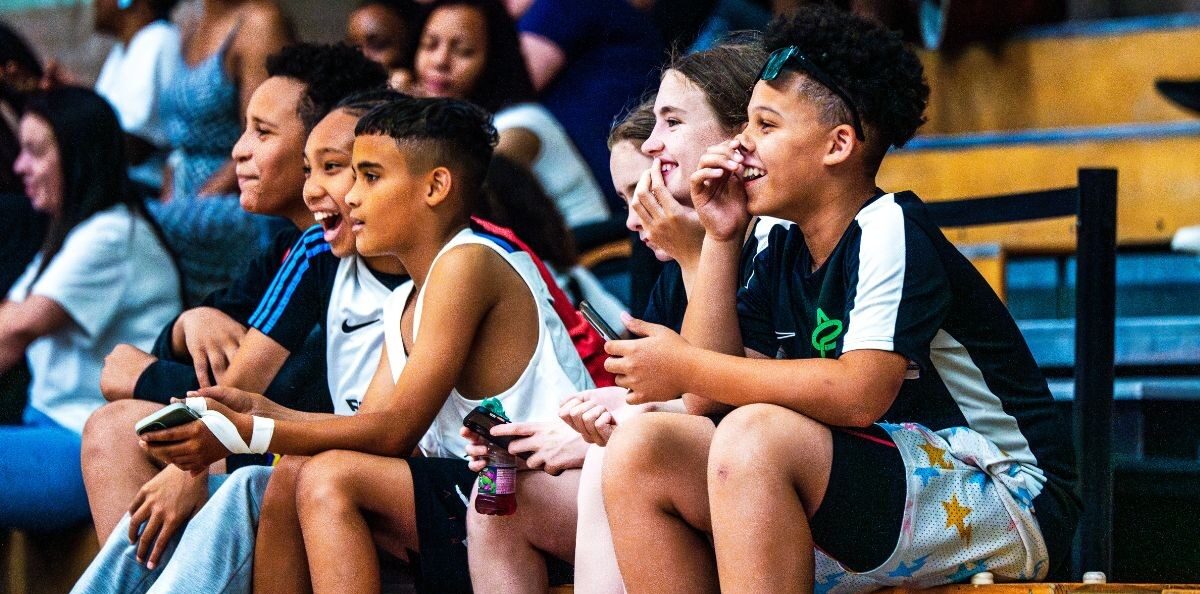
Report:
346,0,424,89
506,0,664,213
152,0,293,305
413,0,610,229
93,0,183,196
0,24,50,424
0,21,45,197
0,87,182,532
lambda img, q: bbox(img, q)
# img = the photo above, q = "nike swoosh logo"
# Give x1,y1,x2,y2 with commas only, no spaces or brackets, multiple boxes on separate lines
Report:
341,318,380,333
775,331,796,339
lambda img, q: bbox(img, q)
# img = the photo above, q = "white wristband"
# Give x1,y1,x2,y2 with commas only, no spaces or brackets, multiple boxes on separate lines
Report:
184,398,273,455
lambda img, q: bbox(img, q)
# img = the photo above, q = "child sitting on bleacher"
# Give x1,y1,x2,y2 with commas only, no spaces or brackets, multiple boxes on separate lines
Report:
601,5,1080,593
142,96,594,593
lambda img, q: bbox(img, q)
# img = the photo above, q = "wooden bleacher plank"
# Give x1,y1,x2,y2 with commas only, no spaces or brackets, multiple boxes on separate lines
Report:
880,584,1200,594
878,134,1200,250
917,15,1200,135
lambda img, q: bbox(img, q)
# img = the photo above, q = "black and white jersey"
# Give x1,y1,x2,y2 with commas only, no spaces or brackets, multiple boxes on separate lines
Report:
737,192,1076,496
248,225,408,414
643,216,790,332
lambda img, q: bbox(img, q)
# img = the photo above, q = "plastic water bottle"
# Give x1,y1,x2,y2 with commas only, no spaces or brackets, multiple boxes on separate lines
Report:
475,444,517,515
474,398,517,515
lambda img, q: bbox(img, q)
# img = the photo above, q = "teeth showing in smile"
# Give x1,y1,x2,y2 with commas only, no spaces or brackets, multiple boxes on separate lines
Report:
743,166,766,181
313,210,342,230
661,163,676,176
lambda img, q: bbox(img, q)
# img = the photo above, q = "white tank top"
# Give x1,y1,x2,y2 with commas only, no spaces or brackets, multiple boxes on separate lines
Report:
381,228,594,459
325,255,398,415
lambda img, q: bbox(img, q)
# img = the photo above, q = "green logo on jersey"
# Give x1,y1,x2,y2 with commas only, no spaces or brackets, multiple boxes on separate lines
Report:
811,308,844,358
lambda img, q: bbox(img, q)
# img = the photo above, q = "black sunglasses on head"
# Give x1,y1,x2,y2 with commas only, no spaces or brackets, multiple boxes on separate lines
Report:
759,46,866,141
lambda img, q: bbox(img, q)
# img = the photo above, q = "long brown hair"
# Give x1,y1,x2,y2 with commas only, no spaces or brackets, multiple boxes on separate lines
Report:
663,35,767,133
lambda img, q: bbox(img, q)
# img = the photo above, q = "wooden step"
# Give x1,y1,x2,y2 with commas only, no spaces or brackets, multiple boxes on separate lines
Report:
881,584,1200,594
918,14,1200,135
878,122,1200,251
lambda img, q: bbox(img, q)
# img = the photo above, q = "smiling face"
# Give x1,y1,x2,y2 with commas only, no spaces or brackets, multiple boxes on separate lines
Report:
609,139,672,261
303,109,361,258
346,134,428,257
231,76,310,220
347,4,411,71
641,70,734,206
739,72,846,217
414,5,488,100
13,113,63,217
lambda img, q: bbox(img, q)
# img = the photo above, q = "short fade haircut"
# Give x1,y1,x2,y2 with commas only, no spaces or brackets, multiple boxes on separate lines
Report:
764,5,928,173
356,96,498,204
265,42,388,133
607,95,656,150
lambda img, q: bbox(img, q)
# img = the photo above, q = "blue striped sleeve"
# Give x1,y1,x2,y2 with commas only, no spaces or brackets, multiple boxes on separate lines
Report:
248,226,332,345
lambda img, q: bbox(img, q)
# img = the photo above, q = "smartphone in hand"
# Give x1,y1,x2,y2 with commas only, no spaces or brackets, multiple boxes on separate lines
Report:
135,402,201,435
463,406,531,460
579,300,619,341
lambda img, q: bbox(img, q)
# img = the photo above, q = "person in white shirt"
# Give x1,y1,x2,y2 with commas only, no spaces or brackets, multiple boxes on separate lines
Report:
93,0,182,192
0,87,182,532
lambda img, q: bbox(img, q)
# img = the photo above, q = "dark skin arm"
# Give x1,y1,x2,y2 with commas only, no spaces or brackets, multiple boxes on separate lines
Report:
142,245,533,470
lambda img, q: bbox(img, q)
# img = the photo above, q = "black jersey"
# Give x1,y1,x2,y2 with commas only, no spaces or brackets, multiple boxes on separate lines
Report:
737,192,1077,493
643,216,786,332
133,226,330,407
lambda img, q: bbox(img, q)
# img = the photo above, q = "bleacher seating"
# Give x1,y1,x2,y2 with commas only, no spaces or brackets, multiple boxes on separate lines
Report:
882,14,1200,583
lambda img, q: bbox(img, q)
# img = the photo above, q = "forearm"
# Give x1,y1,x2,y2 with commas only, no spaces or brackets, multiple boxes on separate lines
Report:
262,411,419,458
679,350,892,427
680,235,745,355
0,333,29,375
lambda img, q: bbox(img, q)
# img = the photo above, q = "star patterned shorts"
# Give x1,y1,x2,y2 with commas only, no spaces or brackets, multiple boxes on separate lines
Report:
815,422,1051,594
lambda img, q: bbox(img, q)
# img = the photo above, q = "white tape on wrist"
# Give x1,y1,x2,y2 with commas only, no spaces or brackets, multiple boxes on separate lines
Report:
183,398,274,454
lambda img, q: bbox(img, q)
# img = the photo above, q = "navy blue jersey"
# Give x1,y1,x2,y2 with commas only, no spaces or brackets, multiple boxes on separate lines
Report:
737,192,1077,496
643,217,785,333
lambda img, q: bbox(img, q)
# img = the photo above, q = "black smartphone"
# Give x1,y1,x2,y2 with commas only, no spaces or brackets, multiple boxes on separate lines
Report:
135,402,202,435
579,300,619,341
463,406,531,460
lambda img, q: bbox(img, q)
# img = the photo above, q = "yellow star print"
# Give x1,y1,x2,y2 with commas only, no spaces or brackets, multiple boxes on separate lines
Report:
943,494,973,543
919,441,954,469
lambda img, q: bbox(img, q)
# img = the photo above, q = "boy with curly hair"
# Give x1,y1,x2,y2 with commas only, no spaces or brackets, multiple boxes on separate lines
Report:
601,6,1080,593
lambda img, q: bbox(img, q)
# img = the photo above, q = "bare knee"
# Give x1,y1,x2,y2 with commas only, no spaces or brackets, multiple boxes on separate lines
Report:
604,413,685,486
295,451,360,517
708,403,828,487
82,400,159,460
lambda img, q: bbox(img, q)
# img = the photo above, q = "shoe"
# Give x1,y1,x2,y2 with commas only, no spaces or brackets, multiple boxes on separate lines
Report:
1156,79,1200,115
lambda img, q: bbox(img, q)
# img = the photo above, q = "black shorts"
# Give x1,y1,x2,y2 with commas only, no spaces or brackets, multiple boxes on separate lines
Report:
809,425,908,573
399,458,575,592
406,456,477,594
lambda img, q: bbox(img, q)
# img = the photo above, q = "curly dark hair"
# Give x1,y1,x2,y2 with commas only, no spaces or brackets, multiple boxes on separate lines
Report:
356,96,498,207
265,43,388,133
763,5,928,171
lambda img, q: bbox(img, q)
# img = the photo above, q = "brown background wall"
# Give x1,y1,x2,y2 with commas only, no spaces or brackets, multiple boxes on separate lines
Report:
3,0,356,85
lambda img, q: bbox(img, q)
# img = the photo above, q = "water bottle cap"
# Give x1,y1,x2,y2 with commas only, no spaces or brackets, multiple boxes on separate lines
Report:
481,397,509,421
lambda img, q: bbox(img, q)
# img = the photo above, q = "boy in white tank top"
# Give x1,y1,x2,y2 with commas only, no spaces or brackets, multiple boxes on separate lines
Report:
141,96,593,593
